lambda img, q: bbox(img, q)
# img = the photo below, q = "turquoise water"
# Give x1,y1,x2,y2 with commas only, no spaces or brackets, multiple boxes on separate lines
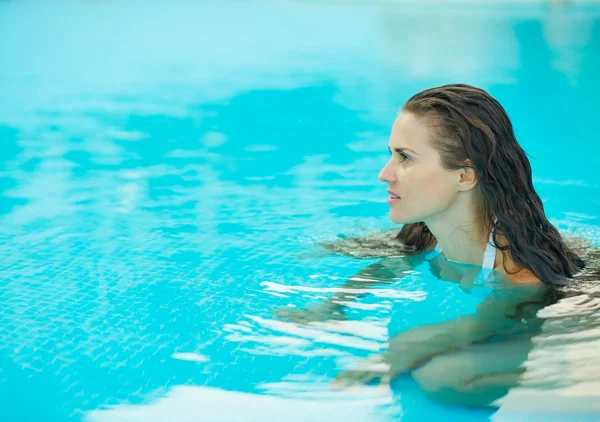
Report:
1,1,600,421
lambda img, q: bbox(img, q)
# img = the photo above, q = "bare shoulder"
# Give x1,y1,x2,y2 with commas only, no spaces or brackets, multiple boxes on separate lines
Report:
503,267,542,284
494,245,543,285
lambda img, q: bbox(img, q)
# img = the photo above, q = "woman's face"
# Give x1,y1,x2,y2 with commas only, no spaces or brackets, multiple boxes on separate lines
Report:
378,112,462,224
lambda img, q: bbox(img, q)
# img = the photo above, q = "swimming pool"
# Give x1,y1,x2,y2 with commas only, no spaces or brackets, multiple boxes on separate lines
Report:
1,1,599,421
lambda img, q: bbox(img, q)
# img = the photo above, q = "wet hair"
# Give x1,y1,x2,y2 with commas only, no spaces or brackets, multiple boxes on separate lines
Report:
396,84,584,285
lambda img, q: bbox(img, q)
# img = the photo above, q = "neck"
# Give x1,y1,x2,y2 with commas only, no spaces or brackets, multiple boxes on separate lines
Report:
425,197,490,266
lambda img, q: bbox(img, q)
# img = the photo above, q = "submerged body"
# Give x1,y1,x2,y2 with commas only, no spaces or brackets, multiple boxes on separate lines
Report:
277,243,553,406
332,250,550,406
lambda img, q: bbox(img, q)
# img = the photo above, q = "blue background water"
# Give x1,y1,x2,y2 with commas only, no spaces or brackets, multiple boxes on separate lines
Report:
1,1,599,421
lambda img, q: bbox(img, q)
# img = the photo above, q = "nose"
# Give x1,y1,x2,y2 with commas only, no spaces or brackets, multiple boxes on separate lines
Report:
378,159,396,184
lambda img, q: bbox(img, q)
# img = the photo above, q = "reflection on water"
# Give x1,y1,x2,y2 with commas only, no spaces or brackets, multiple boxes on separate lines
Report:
495,293,600,420
1,1,600,421
85,384,399,422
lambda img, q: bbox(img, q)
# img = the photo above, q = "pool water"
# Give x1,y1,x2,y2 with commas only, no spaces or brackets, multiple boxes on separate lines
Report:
1,1,600,421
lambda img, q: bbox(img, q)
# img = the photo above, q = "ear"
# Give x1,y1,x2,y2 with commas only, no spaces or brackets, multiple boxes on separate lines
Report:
457,165,478,192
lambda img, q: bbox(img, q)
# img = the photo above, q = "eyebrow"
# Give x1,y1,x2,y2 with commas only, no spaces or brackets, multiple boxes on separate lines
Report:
388,146,418,155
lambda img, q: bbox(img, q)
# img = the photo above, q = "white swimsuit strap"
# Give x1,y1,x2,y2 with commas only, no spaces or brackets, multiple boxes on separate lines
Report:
477,229,497,282
481,233,497,269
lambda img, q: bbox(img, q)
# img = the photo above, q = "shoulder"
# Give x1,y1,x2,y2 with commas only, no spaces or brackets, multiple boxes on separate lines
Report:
503,267,542,284
494,251,542,284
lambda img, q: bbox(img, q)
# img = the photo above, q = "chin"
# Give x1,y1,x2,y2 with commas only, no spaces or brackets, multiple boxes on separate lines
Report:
390,210,422,225
389,213,410,225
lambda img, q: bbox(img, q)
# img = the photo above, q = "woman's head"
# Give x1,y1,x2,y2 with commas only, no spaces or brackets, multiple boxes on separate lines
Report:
378,109,481,226
384,84,584,284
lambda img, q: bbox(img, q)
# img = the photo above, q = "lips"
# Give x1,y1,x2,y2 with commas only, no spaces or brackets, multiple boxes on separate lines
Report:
387,189,400,199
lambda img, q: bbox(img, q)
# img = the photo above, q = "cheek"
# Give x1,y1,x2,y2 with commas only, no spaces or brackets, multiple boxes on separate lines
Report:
391,166,458,223
407,168,456,202
405,169,443,192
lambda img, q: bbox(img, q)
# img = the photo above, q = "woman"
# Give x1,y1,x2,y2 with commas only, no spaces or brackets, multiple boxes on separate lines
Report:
276,84,587,406
382,83,583,284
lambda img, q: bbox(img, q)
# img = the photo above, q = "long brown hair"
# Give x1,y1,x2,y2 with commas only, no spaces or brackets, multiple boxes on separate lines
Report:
397,84,584,285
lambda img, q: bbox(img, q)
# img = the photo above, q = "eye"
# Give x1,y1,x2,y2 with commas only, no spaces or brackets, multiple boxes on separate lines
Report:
388,149,412,164
397,152,411,163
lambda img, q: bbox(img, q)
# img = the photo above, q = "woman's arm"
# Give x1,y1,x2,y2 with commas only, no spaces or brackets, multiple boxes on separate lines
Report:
275,224,437,323
335,282,548,384
384,308,516,376
275,255,422,323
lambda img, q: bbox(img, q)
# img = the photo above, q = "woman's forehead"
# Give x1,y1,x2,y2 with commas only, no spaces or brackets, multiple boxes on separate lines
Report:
390,112,434,151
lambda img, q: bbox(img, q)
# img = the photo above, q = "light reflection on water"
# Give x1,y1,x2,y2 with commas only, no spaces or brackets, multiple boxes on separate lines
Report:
495,294,600,420
1,1,600,421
